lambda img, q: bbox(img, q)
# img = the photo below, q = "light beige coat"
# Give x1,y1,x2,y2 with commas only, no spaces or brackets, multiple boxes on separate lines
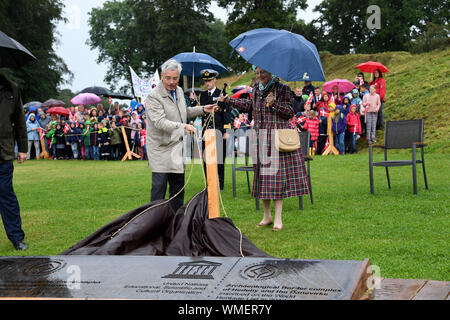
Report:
145,82,204,173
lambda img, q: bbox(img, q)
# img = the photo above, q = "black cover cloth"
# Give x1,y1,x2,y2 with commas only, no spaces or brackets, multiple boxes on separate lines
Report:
61,190,271,258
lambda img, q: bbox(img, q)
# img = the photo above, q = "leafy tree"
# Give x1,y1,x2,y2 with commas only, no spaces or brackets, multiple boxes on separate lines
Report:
218,0,308,71
0,0,72,102
88,0,216,92
313,0,450,54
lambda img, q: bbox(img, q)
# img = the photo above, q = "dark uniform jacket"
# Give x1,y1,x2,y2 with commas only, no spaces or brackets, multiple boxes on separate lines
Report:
198,88,231,134
0,75,27,163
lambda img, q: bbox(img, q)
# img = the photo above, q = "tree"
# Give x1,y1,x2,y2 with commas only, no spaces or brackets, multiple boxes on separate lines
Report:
88,0,216,93
218,0,308,71
313,0,450,54
0,0,72,102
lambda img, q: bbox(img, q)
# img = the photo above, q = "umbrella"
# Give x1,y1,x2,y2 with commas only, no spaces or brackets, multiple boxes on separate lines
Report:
24,101,42,109
229,28,325,81
232,85,252,94
42,99,65,108
232,87,252,99
184,88,203,96
323,79,355,94
0,30,37,68
357,61,389,74
47,107,70,116
169,51,228,77
71,93,102,106
108,92,133,100
80,86,111,97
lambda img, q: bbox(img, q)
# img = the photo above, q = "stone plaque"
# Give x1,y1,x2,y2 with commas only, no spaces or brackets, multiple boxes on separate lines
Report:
0,256,370,300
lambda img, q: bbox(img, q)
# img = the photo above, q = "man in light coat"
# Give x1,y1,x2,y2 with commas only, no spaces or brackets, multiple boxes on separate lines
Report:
146,59,217,213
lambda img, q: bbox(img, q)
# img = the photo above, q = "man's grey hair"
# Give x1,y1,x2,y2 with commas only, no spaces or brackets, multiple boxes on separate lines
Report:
161,59,182,75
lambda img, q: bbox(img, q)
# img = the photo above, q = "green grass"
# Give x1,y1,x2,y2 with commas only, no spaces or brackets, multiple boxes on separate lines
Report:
1,152,449,281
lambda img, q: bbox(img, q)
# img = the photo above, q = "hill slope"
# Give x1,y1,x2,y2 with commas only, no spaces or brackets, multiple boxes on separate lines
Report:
216,48,450,152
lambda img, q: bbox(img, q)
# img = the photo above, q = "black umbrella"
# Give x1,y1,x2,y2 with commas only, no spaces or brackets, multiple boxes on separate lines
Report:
184,88,203,96
108,92,133,100
80,86,111,97
0,30,37,68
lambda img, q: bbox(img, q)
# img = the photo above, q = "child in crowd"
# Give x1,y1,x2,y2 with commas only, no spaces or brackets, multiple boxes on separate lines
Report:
97,122,111,160
331,107,346,155
90,122,100,160
109,121,122,160
83,120,93,160
317,92,331,155
302,110,320,155
66,122,82,159
54,123,66,159
78,123,85,159
346,104,362,154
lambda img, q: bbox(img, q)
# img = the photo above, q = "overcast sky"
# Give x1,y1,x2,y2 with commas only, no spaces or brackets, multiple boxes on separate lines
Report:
54,0,322,94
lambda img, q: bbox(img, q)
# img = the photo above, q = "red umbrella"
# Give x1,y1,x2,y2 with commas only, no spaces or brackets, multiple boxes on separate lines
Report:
232,87,252,99
47,106,70,116
357,61,389,73
42,99,65,108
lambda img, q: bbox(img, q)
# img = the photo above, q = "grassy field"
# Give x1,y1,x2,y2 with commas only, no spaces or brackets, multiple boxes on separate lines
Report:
1,150,449,281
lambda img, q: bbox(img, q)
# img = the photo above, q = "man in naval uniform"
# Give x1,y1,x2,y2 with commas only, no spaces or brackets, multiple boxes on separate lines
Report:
192,69,231,191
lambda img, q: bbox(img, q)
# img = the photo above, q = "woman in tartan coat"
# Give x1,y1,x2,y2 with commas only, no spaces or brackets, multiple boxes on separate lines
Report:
222,67,310,231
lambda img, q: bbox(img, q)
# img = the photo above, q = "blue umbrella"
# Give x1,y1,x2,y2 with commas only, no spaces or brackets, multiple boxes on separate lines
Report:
229,28,325,81
24,101,42,109
168,51,228,77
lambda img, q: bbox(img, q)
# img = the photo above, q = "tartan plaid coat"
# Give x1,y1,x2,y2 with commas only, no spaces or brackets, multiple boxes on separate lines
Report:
229,79,310,200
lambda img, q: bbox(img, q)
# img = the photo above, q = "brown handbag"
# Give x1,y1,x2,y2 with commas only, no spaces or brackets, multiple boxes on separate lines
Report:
269,89,301,153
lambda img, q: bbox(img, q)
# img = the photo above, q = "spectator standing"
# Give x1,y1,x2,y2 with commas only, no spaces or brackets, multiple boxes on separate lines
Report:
362,85,381,145
97,122,111,160
109,121,122,160
90,123,100,160
83,120,93,160
346,104,362,154
0,74,28,250
331,108,347,155
302,110,320,154
26,114,40,160
370,69,386,129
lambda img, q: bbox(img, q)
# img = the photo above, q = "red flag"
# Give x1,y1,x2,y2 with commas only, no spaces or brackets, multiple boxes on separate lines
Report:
319,108,329,118
64,124,69,134
38,128,45,140
296,115,307,124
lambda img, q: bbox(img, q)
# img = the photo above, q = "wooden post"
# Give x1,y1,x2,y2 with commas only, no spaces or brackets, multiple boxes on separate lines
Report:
204,129,220,219
121,126,141,161
322,113,339,156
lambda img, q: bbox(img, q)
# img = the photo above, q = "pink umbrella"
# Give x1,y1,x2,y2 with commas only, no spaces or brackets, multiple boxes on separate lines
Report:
323,79,355,94
70,93,102,106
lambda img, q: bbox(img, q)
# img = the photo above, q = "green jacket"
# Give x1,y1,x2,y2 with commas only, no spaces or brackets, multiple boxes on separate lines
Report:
45,128,56,144
0,75,27,163
82,120,93,146
109,127,122,145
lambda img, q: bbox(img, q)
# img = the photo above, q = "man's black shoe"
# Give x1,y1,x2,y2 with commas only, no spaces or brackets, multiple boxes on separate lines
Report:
13,240,28,251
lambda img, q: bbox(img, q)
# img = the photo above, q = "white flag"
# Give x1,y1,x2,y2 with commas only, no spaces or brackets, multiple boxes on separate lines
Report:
129,66,160,104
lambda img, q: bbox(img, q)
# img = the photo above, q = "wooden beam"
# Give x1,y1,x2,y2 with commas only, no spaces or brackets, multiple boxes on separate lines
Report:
204,129,220,219
121,126,141,161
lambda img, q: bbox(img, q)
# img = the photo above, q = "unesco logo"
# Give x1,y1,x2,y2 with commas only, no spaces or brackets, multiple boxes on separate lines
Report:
241,263,280,281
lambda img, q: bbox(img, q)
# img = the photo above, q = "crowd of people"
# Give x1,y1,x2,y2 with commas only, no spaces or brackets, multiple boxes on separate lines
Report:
24,102,148,161
23,69,386,162
291,70,386,155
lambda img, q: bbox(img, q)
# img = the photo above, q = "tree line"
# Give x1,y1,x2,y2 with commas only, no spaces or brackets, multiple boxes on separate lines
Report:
0,0,448,101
